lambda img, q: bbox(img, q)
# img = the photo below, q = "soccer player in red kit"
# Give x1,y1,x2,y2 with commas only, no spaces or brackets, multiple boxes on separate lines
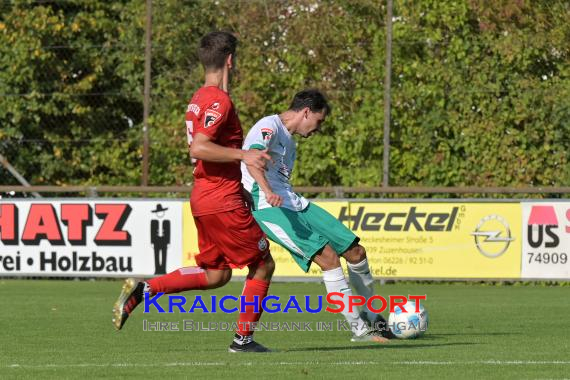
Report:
112,31,275,353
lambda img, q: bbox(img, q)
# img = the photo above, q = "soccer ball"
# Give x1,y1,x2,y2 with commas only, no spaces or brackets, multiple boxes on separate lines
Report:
388,301,429,339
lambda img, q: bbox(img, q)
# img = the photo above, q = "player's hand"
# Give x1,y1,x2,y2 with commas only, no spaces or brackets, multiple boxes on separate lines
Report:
242,149,271,169
265,191,283,207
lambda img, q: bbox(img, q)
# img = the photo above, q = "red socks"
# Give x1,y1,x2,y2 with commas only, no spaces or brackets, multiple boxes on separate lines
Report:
147,266,208,294
147,269,270,337
237,278,270,336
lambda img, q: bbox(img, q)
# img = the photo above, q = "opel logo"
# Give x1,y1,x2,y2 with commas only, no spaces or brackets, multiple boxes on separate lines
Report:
471,215,515,258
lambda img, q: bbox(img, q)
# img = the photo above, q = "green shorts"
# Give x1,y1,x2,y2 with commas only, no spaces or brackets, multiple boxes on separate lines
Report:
252,203,359,272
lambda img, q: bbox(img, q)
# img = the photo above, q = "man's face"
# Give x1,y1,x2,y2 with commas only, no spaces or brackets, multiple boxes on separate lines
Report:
299,109,326,138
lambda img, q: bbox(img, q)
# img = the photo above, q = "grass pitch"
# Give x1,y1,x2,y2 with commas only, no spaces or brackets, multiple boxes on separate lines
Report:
1,279,569,379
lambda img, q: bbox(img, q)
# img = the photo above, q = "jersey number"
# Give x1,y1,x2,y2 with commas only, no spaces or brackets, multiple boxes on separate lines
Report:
186,120,196,164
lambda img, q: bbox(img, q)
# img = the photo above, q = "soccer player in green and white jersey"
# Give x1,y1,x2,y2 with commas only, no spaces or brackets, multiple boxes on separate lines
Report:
241,89,393,343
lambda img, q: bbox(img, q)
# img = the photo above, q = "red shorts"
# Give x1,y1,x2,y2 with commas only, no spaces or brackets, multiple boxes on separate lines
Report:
193,206,270,270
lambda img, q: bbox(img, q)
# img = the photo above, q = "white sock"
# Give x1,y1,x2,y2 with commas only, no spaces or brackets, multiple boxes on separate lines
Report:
323,267,368,336
347,258,376,322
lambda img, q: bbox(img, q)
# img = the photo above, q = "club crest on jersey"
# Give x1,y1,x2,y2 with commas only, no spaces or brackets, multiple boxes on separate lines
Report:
261,128,273,142
204,109,222,128
258,237,268,251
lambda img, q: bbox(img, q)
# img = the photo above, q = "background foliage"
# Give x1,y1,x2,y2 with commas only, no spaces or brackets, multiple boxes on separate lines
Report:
1,0,569,196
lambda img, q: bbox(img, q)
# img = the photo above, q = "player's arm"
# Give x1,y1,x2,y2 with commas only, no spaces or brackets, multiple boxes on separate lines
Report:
190,133,270,169
245,148,282,207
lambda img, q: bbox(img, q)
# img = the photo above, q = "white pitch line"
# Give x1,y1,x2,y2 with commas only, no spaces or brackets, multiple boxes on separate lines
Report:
5,360,570,369
395,361,570,365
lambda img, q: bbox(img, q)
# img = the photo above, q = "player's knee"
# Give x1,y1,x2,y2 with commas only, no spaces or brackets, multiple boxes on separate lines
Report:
343,244,367,264
205,269,232,289
220,269,232,285
262,254,276,278
315,246,341,271
248,254,275,281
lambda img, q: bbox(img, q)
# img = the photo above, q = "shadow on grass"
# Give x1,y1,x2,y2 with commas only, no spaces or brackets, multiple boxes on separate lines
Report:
284,341,478,352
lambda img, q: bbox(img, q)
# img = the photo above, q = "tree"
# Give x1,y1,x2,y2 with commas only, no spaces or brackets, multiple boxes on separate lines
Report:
1,0,568,197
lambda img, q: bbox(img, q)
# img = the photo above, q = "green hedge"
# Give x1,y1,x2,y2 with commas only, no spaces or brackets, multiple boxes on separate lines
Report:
1,0,568,196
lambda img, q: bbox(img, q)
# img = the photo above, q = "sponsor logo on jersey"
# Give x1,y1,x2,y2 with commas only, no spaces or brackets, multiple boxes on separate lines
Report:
204,109,222,128
261,128,273,142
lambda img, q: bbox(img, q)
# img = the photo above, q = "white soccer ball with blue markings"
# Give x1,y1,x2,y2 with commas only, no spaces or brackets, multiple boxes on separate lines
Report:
388,301,429,339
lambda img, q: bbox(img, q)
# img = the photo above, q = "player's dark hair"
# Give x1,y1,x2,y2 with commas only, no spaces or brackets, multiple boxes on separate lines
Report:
288,89,331,116
198,31,238,70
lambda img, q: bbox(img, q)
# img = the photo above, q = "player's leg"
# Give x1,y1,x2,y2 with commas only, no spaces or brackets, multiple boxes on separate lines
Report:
296,203,394,339
298,203,375,305
313,245,387,342
342,242,377,322
229,253,275,352
253,207,388,343
342,242,394,337
211,206,275,353
312,245,372,338
112,214,231,331
112,267,232,330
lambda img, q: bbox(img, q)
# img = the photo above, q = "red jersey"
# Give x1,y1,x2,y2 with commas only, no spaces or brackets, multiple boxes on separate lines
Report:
185,86,244,216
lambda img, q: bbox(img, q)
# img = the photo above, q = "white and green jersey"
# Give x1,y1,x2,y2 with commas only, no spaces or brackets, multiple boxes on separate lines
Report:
241,115,309,211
